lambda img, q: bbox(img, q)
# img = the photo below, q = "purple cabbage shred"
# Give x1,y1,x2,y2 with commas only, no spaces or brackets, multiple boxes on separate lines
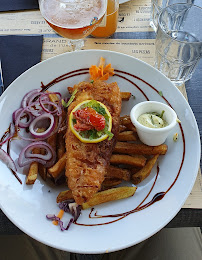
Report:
46,200,82,231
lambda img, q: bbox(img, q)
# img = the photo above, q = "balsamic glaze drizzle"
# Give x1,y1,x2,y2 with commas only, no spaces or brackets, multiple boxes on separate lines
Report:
39,67,185,226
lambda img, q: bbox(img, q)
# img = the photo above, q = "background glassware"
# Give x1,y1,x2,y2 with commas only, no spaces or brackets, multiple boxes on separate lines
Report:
150,0,195,32
91,0,119,38
39,0,107,51
155,4,202,86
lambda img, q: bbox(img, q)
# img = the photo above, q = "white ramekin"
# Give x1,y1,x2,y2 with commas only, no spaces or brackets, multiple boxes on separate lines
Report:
130,101,177,146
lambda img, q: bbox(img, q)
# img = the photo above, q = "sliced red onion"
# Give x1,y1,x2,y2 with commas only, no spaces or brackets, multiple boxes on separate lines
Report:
29,113,55,139
39,92,62,116
12,108,23,123
18,141,56,168
17,113,62,142
26,101,44,117
21,89,41,108
14,108,33,128
24,145,52,161
39,100,60,115
0,148,17,171
0,123,15,146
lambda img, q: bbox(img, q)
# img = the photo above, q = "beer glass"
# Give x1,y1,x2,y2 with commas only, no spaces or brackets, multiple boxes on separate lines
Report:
39,0,107,51
91,0,119,38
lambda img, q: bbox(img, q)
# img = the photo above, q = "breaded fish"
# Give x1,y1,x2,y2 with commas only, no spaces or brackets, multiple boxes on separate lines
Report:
65,80,122,205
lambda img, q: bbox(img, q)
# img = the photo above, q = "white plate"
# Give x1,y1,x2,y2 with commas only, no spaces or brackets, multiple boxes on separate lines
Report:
0,50,200,254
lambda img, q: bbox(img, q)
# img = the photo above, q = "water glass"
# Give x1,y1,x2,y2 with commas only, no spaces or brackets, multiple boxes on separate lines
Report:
150,0,195,32
155,4,202,85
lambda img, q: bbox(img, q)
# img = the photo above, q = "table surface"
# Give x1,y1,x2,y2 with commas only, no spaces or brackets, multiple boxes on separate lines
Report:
0,0,201,236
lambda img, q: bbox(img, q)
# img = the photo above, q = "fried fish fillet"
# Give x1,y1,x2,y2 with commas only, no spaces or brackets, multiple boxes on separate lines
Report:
65,80,122,205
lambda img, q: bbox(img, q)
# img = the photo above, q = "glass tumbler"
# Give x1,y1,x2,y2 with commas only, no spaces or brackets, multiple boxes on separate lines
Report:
155,4,202,86
150,0,195,32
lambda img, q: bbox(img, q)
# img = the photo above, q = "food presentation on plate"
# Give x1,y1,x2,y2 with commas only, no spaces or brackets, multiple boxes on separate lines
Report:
0,50,200,254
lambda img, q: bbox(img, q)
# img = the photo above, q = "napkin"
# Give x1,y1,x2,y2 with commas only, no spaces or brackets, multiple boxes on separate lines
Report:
0,0,39,12
0,35,43,91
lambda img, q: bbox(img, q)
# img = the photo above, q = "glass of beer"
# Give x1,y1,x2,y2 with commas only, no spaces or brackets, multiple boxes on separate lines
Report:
39,0,107,51
91,0,119,38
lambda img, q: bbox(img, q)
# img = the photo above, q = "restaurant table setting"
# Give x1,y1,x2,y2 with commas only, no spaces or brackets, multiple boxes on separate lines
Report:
0,0,201,254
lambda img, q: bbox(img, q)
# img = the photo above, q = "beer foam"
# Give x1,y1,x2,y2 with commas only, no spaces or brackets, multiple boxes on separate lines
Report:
40,0,106,29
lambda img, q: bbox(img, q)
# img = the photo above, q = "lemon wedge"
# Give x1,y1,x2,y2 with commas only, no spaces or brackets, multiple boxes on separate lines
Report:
69,100,113,143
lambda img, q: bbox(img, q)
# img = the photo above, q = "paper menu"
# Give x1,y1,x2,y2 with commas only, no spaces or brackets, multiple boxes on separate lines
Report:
42,38,155,66
118,0,152,32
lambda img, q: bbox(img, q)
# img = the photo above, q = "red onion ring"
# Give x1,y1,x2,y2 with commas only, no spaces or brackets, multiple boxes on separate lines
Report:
0,123,15,146
21,89,41,108
18,141,56,168
39,99,60,115
39,92,62,116
26,101,44,117
13,108,23,123
14,108,33,128
0,148,17,171
29,113,55,139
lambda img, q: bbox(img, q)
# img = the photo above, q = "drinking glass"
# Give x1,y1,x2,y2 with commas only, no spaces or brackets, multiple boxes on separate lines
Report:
150,0,195,32
91,0,119,38
155,4,202,86
39,0,107,51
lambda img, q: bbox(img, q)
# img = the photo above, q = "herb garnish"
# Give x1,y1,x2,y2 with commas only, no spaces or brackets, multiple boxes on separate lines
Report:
76,100,114,140
62,89,78,108
159,110,165,118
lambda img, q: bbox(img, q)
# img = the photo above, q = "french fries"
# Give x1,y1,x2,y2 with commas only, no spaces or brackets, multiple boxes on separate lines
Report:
120,115,131,125
102,178,122,189
26,162,38,185
119,125,127,132
56,190,73,203
82,187,137,209
132,155,159,184
110,154,146,167
114,142,168,155
57,110,66,159
38,161,47,181
48,153,66,179
106,165,131,181
120,92,132,101
120,115,137,132
117,131,137,141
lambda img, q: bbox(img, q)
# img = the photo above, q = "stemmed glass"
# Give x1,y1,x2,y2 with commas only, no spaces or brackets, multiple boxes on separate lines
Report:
39,0,107,51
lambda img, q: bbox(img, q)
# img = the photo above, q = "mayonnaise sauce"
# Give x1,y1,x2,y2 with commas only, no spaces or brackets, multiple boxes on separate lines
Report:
137,113,167,128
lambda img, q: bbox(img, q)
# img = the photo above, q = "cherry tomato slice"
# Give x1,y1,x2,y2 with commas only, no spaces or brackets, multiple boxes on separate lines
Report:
73,107,105,131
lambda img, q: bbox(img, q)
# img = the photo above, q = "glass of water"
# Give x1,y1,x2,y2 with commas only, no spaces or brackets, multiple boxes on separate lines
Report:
155,3,202,86
150,0,195,32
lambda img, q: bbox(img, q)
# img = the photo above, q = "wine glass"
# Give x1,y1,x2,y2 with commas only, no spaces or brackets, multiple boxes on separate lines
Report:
39,0,107,51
